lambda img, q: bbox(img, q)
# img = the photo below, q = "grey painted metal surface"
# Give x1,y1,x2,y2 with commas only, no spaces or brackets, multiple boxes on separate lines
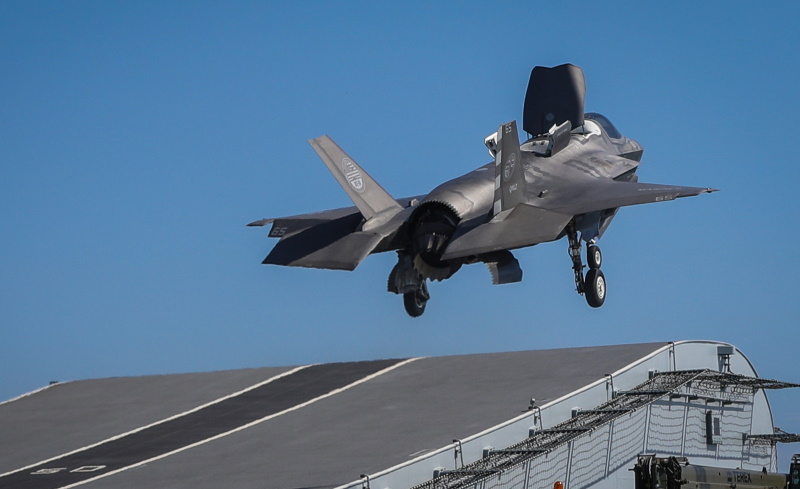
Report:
249,64,716,316
0,343,665,489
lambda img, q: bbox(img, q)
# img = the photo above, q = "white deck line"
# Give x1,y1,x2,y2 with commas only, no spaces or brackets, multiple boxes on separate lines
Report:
54,358,420,489
334,341,711,489
0,366,310,478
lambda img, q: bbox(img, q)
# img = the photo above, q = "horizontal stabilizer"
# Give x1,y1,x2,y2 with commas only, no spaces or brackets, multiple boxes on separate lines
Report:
309,136,402,221
249,196,423,271
248,207,363,239
257,210,377,270
248,196,424,232
442,204,572,260
264,229,383,271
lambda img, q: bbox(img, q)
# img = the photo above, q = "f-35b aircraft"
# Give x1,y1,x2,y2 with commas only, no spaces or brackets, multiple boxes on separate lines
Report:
250,64,716,317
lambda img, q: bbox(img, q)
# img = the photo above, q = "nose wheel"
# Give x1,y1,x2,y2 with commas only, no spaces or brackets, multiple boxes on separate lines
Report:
587,244,602,270
584,243,605,307
567,222,607,308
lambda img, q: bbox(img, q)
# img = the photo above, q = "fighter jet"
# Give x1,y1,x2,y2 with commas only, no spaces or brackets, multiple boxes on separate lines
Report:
249,64,716,317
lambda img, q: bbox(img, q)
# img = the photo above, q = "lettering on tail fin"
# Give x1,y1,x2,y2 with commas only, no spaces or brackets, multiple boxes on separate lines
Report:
493,121,527,217
341,158,365,194
503,152,516,182
309,136,402,222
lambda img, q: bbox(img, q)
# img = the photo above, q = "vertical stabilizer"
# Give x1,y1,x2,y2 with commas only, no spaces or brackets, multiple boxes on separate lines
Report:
492,121,526,217
309,136,402,221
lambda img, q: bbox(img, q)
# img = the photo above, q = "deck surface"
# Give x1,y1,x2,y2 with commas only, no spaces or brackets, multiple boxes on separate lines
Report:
0,343,665,489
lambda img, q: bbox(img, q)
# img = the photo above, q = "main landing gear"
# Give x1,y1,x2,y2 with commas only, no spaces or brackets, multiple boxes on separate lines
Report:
388,252,430,318
402,281,429,318
567,222,606,308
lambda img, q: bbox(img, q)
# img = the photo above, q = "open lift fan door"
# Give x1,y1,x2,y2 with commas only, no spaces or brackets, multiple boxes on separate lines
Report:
523,64,586,137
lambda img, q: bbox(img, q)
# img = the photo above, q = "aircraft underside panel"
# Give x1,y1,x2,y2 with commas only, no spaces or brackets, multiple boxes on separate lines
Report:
442,204,572,260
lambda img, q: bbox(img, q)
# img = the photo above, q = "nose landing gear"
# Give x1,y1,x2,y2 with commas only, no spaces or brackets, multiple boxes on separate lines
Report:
567,222,606,308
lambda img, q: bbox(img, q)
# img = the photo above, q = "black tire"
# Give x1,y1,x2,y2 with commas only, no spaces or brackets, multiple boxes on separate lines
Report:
587,244,602,269
584,268,606,308
403,291,427,317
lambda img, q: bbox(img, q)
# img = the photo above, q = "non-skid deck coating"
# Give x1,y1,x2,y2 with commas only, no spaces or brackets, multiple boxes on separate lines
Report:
0,343,666,489
0,359,403,489
0,364,297,472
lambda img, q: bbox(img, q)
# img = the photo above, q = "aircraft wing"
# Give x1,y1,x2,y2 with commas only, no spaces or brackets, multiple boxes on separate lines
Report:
541,181,717,216
441,181,715,260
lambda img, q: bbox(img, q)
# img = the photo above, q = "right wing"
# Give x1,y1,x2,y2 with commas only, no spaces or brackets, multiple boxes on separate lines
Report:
442,181,716,260
541,180,717,216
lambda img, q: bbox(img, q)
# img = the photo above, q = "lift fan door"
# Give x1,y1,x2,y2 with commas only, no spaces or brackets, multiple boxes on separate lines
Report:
523,64,586,137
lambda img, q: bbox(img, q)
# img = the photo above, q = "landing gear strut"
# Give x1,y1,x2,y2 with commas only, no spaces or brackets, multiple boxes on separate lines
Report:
567,221,585,295
566,221,606,308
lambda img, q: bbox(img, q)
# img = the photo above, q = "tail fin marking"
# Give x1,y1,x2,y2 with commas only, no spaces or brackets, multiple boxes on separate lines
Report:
308,136,402,222
492,121,527,217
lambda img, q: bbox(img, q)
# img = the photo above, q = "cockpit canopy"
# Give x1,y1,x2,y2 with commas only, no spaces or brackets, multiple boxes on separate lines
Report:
585,112,622,139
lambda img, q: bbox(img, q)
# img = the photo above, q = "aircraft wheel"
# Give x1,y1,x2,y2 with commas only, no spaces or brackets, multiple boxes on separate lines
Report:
403,281,429,318
584,268,606,308
587,244,602,269
403,291,427,317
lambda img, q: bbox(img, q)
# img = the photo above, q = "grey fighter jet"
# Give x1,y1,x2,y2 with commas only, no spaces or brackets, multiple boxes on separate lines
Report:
249,64,716,317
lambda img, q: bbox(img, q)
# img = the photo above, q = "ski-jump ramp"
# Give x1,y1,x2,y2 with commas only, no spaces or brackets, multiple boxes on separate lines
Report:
1,341,796,489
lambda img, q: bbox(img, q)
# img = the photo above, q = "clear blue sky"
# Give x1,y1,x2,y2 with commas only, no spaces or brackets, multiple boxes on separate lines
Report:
2,0,799,468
